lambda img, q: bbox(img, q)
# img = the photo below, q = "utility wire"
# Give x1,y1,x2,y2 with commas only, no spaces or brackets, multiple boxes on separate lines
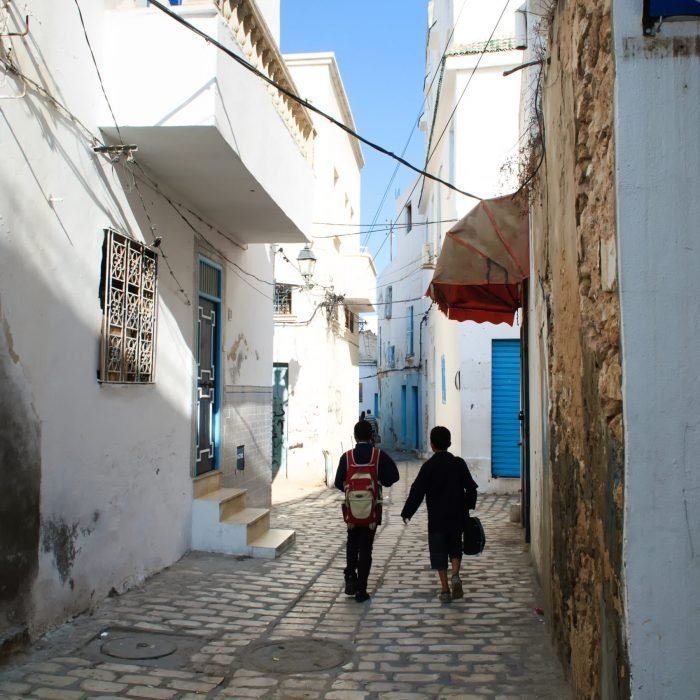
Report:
73,0,191,305
371,0,513,262
148,0,483,202
362,0,472,251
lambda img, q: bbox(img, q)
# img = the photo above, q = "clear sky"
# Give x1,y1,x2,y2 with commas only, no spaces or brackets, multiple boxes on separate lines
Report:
280,1,428,275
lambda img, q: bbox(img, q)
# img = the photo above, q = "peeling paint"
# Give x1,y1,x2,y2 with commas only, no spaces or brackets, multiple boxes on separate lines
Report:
0,297,41,637
531,1,628,695
41,518,80,586
227,333,249,382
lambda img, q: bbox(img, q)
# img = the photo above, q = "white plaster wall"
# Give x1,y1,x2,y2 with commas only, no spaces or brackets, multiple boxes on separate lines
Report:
612,5,700,697
376,183,433,451
272,55,367,484
0,0,301,633
458,320,520,493
102,5,313,238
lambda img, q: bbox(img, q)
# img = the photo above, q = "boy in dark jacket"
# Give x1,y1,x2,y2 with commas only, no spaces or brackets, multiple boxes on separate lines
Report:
335,420,399,602
400,426,478,603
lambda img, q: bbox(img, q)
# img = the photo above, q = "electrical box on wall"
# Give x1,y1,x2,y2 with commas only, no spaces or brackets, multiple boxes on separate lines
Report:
236,445,245,471
644,0,700,33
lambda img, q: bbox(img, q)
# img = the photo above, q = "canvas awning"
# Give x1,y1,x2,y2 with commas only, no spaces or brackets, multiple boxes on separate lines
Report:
427,193,529,325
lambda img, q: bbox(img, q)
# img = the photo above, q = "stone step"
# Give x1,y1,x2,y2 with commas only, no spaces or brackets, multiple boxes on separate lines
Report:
249,528,296,559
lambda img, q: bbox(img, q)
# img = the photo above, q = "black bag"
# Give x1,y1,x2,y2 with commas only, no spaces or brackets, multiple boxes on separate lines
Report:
463,516,485,555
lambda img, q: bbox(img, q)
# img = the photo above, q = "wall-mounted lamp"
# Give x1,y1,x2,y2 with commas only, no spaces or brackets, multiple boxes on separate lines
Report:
297,245,317,289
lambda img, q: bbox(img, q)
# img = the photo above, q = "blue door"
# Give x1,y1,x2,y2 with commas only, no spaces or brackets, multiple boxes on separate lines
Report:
195,258,222,476
400,385,407,445
272,364,289,479
491,339,521,478
411,386,419,450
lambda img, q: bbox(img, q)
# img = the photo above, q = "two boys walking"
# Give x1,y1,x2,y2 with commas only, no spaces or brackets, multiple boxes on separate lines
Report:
334,421,478,603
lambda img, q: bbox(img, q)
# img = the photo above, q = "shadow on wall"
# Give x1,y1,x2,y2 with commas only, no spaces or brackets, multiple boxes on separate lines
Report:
0,293,41,643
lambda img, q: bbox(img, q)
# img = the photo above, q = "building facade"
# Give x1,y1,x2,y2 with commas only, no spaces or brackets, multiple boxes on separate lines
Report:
521,0,700,696
0,0,313,641
377,0,524,495
272,53,375,487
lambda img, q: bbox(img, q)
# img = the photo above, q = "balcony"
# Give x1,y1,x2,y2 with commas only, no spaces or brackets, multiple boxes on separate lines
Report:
101,0,315,244
333,252,376,313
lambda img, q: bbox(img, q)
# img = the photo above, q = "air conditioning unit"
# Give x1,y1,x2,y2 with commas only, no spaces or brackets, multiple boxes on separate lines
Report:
421,242,435,269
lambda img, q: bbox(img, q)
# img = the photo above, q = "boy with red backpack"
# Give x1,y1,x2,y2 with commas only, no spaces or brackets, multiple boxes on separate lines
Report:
334,420,399,602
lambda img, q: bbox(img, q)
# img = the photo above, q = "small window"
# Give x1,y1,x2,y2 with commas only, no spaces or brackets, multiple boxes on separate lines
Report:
359,382,363,402
345,307,355,332
99,229,158,383
406,203,413,232
385,286,393,319
388,344,396,369
274,284,292,315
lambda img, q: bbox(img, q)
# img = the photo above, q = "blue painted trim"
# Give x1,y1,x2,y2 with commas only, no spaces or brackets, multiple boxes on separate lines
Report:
198,257,222,470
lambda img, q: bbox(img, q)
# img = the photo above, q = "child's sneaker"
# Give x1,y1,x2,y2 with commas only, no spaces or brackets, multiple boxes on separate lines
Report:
451,575,463,600
439,590,452,603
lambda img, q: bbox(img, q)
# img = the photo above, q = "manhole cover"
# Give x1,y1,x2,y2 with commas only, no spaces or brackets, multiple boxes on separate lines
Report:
244,638,351,673
101,634,178,660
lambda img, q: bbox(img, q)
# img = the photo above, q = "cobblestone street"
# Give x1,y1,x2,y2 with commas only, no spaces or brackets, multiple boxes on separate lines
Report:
0,456,570,699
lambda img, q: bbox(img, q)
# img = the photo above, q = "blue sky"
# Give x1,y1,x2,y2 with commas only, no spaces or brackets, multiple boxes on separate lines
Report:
280,1,427,274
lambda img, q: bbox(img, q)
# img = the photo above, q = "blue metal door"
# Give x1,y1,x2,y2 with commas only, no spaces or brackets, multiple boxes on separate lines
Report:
491,339,521,478
411,386,419,450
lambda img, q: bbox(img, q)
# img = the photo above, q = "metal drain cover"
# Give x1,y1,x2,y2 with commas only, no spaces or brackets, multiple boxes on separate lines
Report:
244,638,351,674
101,634,178,660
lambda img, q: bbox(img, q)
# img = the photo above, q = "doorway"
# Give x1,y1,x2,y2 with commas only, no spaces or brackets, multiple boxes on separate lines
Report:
195,257,222,476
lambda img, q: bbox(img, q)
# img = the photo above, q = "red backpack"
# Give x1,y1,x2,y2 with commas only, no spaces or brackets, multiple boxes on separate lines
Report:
342,448,381,529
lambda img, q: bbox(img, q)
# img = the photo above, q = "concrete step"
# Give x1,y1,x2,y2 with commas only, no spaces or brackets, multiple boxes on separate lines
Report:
249,528,296,559
222,507,270,543
191,479,295,559
193,469,221,498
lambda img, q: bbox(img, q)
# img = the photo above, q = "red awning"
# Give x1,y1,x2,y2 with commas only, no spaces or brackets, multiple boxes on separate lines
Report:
427,193,529,325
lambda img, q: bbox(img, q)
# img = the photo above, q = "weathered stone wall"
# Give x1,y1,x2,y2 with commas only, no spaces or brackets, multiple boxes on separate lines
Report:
530,0,628,696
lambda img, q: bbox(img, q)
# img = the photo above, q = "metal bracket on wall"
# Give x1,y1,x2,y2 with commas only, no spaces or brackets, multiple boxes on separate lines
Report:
0,14,28,38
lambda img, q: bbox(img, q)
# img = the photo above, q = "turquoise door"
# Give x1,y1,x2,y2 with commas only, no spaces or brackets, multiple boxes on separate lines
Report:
491,339,521,478
272,364,289,479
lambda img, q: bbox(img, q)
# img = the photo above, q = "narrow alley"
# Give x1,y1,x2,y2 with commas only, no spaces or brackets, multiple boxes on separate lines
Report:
0,456,569,699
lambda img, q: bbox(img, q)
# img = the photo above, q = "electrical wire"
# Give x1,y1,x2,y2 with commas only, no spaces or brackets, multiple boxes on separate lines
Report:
311,217,459,238
371,0,513,263
147,0,483,203
72,0,192,305
361,0,472,251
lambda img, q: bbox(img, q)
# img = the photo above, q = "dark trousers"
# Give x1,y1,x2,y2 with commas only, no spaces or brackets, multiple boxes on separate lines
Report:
345,526,376,592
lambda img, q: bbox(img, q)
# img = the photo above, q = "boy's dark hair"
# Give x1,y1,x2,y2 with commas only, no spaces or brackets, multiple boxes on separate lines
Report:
430,426,451,450
354,420,373,441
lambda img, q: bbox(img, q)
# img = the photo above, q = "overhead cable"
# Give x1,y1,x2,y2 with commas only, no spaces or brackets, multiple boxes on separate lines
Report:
147,0,483,203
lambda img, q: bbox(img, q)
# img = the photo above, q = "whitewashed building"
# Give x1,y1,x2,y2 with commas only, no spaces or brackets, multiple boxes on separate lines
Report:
0,0,314,641
377,0,524,494
272,53,375,488
359,328,379,420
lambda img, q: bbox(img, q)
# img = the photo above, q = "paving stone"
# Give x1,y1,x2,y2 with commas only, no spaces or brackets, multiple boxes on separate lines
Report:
0,458,570,699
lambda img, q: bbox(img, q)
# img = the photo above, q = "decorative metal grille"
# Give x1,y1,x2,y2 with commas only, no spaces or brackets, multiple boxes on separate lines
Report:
274,284,292,315
100,229,158,383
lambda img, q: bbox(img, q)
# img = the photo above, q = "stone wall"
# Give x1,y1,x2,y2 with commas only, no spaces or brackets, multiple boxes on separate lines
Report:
530,0,628,696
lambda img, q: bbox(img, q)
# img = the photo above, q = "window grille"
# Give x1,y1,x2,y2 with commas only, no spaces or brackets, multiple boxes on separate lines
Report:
385,286,393,319
100,229,158,383
441,355,447,404
345,307,355,332
406,305,414,356
274,284,292,315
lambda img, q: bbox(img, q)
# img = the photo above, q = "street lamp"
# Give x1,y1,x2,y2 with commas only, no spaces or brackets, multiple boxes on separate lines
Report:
297,245,317,289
